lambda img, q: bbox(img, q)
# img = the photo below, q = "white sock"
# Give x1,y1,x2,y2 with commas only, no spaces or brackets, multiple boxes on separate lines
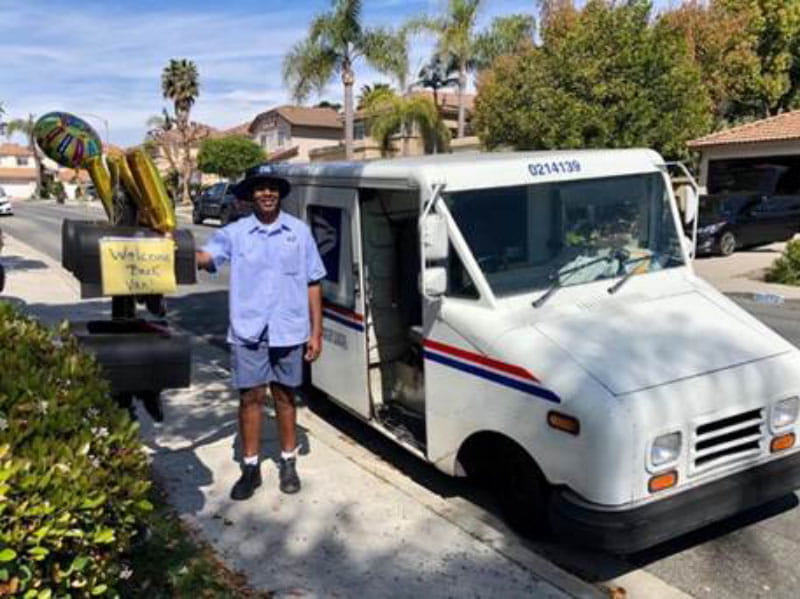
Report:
281,447,298,461
243,454,258,466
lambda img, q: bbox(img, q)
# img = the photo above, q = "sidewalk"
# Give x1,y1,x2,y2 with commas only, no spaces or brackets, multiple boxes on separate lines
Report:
0,234,597,598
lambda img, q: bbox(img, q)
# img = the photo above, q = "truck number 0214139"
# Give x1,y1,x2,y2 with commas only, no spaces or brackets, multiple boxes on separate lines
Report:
528,160,582,177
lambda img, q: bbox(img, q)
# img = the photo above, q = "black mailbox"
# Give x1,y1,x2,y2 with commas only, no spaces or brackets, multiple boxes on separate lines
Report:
61,220,196,286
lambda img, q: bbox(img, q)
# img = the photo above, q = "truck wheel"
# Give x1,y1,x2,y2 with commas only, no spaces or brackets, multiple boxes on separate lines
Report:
192,208,203,225
496,443,551,536
717,231,737,256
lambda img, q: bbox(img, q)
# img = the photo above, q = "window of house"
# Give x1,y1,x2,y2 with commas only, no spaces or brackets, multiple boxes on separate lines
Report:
354,121,366,140
278,128,289,147
16,157,29,166
260,134,267,149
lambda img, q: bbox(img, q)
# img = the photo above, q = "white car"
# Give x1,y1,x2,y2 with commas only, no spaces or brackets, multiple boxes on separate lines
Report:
0,187,12,216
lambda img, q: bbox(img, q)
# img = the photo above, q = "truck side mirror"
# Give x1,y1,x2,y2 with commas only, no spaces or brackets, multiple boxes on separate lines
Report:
422,213,449,261
422,266,447,297
683,186,698,225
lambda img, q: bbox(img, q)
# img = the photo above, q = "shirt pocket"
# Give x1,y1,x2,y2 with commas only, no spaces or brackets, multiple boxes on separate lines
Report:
279,240,301,275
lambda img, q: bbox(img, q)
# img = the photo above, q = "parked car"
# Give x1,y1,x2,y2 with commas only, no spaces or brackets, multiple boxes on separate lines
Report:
695,193,800,256
191,182,250,225
0,187,13,216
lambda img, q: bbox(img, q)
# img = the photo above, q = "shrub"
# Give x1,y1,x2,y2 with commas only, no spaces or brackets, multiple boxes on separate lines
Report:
766,239,800,285
0,304,152,597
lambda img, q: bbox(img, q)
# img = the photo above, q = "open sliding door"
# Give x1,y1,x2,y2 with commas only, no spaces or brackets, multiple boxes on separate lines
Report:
307,188,371,419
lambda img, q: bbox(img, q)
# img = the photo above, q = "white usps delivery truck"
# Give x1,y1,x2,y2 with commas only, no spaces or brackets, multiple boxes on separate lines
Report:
270,150,800,552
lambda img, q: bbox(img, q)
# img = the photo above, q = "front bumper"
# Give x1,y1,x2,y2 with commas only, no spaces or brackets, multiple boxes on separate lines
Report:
0,206,12,215
550,450,800,554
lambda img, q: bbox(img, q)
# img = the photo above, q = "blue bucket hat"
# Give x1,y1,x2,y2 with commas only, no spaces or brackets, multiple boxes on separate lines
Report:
230,164,291,201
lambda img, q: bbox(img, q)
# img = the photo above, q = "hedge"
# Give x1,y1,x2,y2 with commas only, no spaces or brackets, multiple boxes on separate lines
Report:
766,239,800,286
0,303,151,597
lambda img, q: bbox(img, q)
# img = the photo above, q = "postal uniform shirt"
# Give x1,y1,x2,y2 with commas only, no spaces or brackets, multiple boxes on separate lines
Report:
201,211,326,347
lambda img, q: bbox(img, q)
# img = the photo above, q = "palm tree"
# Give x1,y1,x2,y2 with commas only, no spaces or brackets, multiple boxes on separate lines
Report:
409,0,482,139
367,92,450,157
5,114,42,198
416,54,459,113
161,58,199,204
282,0,399,160
357,83,395,110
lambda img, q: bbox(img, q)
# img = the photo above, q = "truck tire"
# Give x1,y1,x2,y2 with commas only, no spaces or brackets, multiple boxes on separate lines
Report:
192,207,204,225
496,443,551,537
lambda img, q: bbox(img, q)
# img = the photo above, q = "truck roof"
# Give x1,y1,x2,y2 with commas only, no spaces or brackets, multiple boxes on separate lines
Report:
269,148,665,192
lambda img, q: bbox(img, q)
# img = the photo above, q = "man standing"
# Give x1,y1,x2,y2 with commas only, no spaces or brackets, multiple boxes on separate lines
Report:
195,164,325,499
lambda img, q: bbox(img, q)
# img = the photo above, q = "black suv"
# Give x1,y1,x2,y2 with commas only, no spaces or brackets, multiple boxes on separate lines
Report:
696,194,800,256
192,182,250,225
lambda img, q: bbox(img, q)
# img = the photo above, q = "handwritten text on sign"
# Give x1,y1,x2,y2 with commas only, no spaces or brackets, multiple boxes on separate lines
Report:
99,237,177,295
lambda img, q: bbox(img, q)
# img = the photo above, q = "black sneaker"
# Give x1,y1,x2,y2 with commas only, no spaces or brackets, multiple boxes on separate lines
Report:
279,457,301,494
230,464,262,500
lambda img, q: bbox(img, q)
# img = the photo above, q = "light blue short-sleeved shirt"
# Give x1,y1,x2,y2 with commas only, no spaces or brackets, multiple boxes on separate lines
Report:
201,211,326,347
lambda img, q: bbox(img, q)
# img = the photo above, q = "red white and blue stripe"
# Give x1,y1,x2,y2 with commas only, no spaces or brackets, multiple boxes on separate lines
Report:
322,302,365,332
423,339,560,403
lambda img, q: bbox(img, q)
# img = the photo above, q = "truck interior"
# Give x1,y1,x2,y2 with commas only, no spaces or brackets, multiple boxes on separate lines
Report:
359,187,427,450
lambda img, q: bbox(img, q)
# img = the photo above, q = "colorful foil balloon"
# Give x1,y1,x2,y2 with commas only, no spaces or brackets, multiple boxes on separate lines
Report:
33,112,102,168
126,149,176,233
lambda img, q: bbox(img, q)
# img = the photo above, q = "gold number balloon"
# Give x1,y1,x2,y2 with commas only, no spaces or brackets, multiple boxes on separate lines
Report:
84,156,114,219
126,149,176,233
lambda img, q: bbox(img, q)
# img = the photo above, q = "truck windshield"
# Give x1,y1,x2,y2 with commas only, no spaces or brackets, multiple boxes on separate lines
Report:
444,172,685,297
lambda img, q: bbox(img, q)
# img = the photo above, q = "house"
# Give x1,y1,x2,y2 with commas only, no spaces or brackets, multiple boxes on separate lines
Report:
687,111,800,197
309,91,478,162
248,106,343,163
0,143,37,198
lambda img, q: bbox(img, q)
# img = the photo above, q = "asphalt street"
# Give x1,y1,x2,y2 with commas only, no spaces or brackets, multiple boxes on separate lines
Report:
5,199,800,598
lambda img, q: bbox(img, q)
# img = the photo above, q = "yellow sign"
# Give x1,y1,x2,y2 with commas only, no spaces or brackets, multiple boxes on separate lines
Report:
99,237,177,295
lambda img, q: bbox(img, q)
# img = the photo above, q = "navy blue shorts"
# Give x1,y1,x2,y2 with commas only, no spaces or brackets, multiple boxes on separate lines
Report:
230,342,304,389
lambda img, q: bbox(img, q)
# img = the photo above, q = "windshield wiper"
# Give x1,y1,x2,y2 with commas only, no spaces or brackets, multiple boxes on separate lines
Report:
532,251,622,308
606,254,656,295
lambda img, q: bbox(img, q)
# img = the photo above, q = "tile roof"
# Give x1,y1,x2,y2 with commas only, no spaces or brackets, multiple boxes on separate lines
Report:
214,122,252,137
253,106,343,130
0,167,36,180
688,110,800,148
0,143,33,157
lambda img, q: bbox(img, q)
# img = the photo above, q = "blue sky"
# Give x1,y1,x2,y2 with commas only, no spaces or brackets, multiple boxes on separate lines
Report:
0,0,669,147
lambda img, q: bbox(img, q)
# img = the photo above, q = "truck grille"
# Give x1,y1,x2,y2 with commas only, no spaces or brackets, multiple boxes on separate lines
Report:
691,408,765,474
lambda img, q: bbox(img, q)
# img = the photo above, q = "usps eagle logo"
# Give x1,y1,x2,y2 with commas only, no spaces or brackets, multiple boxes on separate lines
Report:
312,214,338,256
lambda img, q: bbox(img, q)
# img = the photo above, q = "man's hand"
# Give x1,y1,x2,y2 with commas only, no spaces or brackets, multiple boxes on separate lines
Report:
305,334,322,362
195,250,215,272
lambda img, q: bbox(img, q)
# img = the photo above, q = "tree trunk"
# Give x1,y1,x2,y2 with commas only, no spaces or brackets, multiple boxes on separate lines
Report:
432,86,440,154
27,115,42,198
457,67,467,139
343,67,355,161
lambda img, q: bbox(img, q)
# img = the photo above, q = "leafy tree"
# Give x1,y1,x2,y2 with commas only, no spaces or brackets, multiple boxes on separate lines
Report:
282,0,399,160
415,54,459,108
197,136,265,180
161,58,200,204
315,100,342,111
4,114,42,198
473,0,712,160
473,14,536,70
366,91,450,156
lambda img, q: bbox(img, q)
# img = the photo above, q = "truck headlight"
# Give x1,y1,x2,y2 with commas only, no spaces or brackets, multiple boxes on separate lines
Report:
772,397,799,430
651,432,682,467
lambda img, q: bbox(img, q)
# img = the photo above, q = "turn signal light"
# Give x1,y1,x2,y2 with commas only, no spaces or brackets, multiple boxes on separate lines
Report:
547,411,580,435
648,471,677,493
771,433,795,453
